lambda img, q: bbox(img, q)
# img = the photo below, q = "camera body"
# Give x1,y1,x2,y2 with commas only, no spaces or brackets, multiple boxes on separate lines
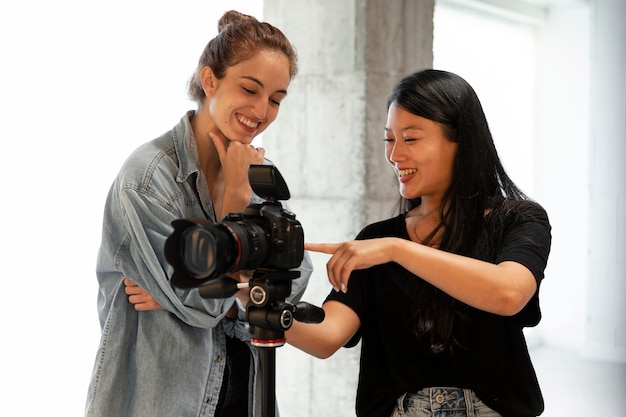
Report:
230,201,304,271
165,165,304,289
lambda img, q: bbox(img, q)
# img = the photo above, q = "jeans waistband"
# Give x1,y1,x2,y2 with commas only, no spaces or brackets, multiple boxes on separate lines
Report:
401,387,473,412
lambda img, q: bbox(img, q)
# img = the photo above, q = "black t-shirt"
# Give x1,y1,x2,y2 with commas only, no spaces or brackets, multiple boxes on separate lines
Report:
326,200,551,417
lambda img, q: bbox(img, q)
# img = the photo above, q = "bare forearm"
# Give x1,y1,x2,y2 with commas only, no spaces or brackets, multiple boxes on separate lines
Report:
391,239,537,315
286,321,335,359
286,300,360,359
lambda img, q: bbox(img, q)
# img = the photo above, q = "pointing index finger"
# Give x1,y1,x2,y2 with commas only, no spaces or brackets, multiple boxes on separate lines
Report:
304,243,340,254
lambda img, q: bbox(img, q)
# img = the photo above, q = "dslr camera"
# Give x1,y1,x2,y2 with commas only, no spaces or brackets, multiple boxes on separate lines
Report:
164,164,304,289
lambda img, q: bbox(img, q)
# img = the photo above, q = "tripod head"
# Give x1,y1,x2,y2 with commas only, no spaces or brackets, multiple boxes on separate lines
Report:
198,269,325,346
199,268,324,417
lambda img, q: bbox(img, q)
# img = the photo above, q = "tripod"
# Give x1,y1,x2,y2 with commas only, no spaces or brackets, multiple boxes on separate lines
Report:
199,270,324,417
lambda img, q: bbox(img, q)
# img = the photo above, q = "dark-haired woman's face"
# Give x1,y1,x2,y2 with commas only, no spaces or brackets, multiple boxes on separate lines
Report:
205,49,291,144
384,102,457,203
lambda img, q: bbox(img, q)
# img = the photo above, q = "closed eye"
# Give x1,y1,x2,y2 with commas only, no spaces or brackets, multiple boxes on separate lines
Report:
384,137,417,143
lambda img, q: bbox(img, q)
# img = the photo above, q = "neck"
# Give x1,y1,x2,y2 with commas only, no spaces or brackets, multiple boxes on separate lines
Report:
405,199,445,246
191,109,223,209
191,108,220,172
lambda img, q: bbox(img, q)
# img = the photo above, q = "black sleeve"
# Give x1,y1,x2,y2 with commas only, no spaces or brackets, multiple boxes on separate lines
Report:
322,219,401,348
498,201,552,326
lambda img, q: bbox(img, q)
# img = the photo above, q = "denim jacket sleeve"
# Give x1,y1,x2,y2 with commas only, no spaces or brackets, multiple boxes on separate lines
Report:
118,184,233,327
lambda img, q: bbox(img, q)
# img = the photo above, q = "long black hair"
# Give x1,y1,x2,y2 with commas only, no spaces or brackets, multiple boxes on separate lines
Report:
387,69,528,353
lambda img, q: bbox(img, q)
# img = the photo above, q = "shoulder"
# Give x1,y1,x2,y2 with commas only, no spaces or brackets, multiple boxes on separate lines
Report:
356,214,406,240
497,199,551,230
488,199,552,265
119,112,199,187
117,133,177,188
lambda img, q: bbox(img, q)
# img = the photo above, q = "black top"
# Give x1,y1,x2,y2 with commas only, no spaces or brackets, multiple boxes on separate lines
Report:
326,200,551,417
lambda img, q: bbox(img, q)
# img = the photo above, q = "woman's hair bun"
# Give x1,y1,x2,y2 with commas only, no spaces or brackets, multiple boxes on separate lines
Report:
217,10,258,32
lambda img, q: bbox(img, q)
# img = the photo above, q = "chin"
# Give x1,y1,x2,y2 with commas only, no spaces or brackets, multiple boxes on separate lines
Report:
399,187,415,199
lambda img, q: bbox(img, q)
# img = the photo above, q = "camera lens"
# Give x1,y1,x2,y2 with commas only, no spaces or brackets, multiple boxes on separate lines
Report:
179,226,223,279
178,221,268,280
222,221,268,272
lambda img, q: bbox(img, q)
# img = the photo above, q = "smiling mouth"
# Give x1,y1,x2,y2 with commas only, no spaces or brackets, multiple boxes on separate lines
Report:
237,114,261,129
397,168,417,177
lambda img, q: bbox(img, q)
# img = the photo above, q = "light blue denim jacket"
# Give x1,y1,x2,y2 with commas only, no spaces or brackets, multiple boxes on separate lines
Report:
85,111,312,417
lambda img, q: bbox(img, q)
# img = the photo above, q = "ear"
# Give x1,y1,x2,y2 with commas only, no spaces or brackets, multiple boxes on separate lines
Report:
200,66,217,96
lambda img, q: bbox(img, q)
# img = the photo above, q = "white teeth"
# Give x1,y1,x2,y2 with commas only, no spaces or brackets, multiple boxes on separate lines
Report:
397,168,417,177
237,115,259,129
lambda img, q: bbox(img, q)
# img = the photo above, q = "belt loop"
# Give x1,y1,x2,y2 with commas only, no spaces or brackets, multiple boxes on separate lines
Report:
463,388,475,416
428,387,435,410
397,392,408,415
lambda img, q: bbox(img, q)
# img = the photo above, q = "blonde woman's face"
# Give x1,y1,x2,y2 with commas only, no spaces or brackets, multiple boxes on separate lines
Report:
205,49,291,144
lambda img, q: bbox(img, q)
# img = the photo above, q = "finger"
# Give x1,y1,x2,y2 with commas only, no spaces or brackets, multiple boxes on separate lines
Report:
133,301,164,311
305,243,340,254
327,248,357,293
338,255,357,293
133,303,151,311
249,145,265,165
228,270,253,283
127,294,144,304
123,277,137,287
128,293,164,311
325,251,343,292
125,284,144,296
326,253,343,292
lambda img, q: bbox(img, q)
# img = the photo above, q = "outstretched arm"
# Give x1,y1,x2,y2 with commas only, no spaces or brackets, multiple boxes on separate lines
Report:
286,300,360,359
306,239,537,317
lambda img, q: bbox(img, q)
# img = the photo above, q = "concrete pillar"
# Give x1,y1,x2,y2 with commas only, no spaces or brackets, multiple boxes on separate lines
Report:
263,1,434,415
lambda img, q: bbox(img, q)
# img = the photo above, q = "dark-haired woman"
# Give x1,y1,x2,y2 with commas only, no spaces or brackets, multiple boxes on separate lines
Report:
85,10,312,417
287,69,551,417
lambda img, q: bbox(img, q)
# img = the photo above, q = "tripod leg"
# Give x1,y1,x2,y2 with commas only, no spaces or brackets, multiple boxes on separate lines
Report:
260,347,276,417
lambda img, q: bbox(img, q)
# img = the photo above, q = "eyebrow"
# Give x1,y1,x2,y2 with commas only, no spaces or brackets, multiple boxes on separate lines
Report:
242,75,288,96
384,126,424,132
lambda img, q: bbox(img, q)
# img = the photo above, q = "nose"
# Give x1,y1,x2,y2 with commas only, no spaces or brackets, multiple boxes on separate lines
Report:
250,97,269,121
387,141,406,164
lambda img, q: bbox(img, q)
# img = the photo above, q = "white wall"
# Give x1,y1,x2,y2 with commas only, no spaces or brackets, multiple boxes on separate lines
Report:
583,0,626,363
435,0,626,364
0,1,261,415
1,0,623,415
533,1,592,352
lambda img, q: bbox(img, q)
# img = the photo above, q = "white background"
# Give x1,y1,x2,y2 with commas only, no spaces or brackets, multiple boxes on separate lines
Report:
0,1,261,415
1,1,623,415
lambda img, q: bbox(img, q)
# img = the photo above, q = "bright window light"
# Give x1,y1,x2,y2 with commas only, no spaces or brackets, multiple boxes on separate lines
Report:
434,1,537,195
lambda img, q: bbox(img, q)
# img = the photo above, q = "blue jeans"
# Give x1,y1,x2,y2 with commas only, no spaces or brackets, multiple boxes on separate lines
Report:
391,387,502,417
